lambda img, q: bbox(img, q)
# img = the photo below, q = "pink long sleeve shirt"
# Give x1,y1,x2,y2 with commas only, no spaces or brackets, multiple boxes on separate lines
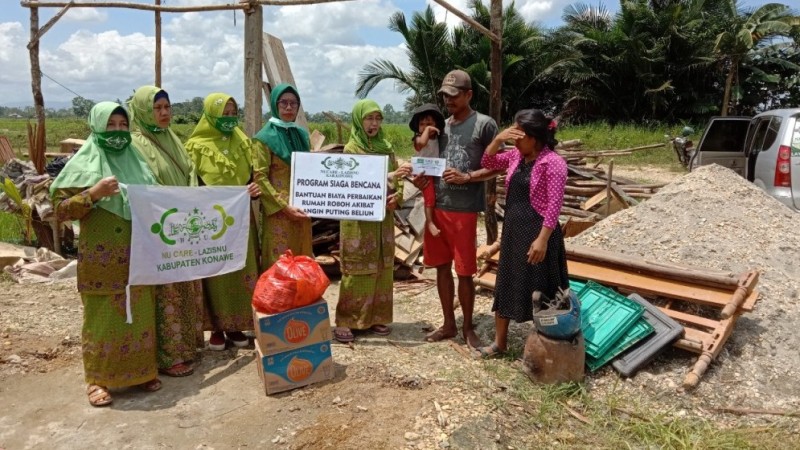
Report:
481,147,568,230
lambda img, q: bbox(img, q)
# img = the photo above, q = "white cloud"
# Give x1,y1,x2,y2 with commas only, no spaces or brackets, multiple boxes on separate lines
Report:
63,7,108,23
0,3,416,113
0,22,31,89
428,0,566,28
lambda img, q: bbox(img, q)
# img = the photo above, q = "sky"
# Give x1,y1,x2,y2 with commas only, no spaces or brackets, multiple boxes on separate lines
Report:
0,0,777,114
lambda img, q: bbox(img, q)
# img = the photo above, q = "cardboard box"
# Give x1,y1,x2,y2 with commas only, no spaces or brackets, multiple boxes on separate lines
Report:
252,300,332,356
256,342,334,395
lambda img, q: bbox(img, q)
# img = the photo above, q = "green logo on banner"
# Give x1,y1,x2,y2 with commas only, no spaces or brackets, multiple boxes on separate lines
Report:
150,205,234,245
321,156,359,171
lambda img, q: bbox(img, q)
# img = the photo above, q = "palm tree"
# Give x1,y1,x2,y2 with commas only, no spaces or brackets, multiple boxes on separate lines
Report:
714,2,800,115
355,6,452,111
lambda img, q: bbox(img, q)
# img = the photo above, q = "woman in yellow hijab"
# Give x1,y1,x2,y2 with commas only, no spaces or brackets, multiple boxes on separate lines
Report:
185,93,260,350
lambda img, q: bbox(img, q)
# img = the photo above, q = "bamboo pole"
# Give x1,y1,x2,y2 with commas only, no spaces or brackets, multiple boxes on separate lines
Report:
430,0,500,44
21,0,354,11
27,1,73,49
155,0,161,86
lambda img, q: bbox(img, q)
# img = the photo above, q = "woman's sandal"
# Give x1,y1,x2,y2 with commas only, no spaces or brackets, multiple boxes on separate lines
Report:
333,327,355,343
87,384,112,407
368,324,391,336
474,342,505,360
159,362,194,377
139,378,162,392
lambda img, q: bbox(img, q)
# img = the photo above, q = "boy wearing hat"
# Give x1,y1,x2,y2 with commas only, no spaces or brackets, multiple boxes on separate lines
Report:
422,69,499,349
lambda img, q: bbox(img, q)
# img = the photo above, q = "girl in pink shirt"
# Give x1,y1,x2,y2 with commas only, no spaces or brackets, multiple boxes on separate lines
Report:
476,109,569,358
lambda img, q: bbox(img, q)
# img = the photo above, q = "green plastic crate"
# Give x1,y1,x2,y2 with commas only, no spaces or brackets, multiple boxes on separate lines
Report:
578,281,644,359
586,318,654,371
568,279,586,294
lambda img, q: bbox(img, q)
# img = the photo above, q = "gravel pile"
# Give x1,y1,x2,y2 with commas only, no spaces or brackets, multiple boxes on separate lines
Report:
569,164,800,408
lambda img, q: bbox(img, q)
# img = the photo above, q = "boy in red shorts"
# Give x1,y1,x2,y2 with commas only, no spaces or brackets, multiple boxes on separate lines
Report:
418,70,500,349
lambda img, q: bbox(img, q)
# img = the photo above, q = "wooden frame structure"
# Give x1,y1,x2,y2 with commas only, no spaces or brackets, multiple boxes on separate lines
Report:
474,243,761,388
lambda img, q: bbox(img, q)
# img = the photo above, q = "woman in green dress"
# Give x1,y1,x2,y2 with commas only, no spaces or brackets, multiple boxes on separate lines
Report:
185,93,260,350
51,102,161,406
333,99,411,343
252,83,312,271
129,86,204,377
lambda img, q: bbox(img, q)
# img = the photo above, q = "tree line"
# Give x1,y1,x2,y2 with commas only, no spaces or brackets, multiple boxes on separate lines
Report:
356,0,800,124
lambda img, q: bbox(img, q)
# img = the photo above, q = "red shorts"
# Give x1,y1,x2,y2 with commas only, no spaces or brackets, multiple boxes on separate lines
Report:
423,209,478,276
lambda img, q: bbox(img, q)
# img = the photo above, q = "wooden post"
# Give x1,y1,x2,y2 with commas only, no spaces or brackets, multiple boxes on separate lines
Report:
155,0,161,86
485,0,502,244
243,2,263,136
605,160,614,218
29,7,45,126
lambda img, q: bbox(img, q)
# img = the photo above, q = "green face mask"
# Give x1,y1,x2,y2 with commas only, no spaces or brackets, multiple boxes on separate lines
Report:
95,130,132,153
214,116,239,134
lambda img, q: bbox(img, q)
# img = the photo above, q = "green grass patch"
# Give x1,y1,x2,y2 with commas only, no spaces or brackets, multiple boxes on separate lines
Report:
0,211,26,244
475,358,794,449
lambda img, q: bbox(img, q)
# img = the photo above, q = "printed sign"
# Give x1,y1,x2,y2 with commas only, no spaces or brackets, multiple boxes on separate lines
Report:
290,152,388,222
410,156,446,176
127,185,250,285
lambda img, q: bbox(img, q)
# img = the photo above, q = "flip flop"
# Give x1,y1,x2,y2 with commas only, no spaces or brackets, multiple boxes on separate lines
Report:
474,342,504,359
87,384,112,407
424,327,457,343
368,324,391,336
159,362,194,377
333,327,355,343
139,378,162,392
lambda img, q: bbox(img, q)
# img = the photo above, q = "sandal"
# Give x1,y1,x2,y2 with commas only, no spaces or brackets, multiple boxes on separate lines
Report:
159,362,194,377
333,327,355,343
474,342,505,359
139,378,162,392
87,384,112,407
368,324,391,336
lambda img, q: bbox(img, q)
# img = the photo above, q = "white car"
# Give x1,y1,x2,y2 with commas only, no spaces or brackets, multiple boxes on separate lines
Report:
691,109,800,211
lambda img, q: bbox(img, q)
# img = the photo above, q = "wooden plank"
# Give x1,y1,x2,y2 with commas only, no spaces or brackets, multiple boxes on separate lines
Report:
263,33,308,129
395,232,414,253
658,307,720,331
407,199,426,236
243,5,263,136
567,260,757,312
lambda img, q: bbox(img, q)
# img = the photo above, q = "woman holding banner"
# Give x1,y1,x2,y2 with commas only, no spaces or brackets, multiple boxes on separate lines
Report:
129,86,204,377
185,93,260,351
51,102,161,406
333,99,411,343
252,83,313,270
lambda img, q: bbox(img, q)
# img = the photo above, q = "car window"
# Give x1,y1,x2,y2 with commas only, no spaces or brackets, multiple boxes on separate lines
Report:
761,116,782,151
792,118,800,156
701,119,750,152
749,119,770,152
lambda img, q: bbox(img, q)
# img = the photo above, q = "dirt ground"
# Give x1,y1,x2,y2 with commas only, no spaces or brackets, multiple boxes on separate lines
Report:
3,164,799,449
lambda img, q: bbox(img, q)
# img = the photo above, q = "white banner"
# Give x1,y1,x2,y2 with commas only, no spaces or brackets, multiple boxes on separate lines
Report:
290,152,388,222
127,185,250,285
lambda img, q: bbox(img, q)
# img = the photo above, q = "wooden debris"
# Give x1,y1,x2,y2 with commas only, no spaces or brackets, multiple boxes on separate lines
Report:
472,242,760,388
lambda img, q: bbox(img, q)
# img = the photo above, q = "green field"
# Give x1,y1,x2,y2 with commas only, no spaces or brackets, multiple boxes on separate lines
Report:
0,117,694,166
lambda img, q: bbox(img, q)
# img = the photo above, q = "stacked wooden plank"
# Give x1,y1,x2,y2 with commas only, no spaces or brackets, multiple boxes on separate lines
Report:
311,179,425,279
495,141,667,227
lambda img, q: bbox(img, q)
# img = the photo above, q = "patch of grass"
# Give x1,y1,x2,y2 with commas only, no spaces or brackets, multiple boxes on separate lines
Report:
0,211,25,244
476,359,792,449
559,121,700,168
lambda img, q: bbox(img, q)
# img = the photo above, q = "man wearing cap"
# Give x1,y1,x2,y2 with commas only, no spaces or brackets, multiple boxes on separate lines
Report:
422,69,499,349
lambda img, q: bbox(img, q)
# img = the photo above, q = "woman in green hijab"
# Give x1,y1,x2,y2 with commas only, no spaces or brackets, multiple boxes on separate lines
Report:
333,99,411,343
185,93,259,351
252,83,312,270
51,102,161,406
129,85,203,377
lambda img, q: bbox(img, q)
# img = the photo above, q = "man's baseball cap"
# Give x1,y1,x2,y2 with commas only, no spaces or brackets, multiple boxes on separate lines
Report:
438,69,472,96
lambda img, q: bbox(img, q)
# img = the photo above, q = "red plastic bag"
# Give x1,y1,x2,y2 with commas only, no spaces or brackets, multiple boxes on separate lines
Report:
252,250,330,314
